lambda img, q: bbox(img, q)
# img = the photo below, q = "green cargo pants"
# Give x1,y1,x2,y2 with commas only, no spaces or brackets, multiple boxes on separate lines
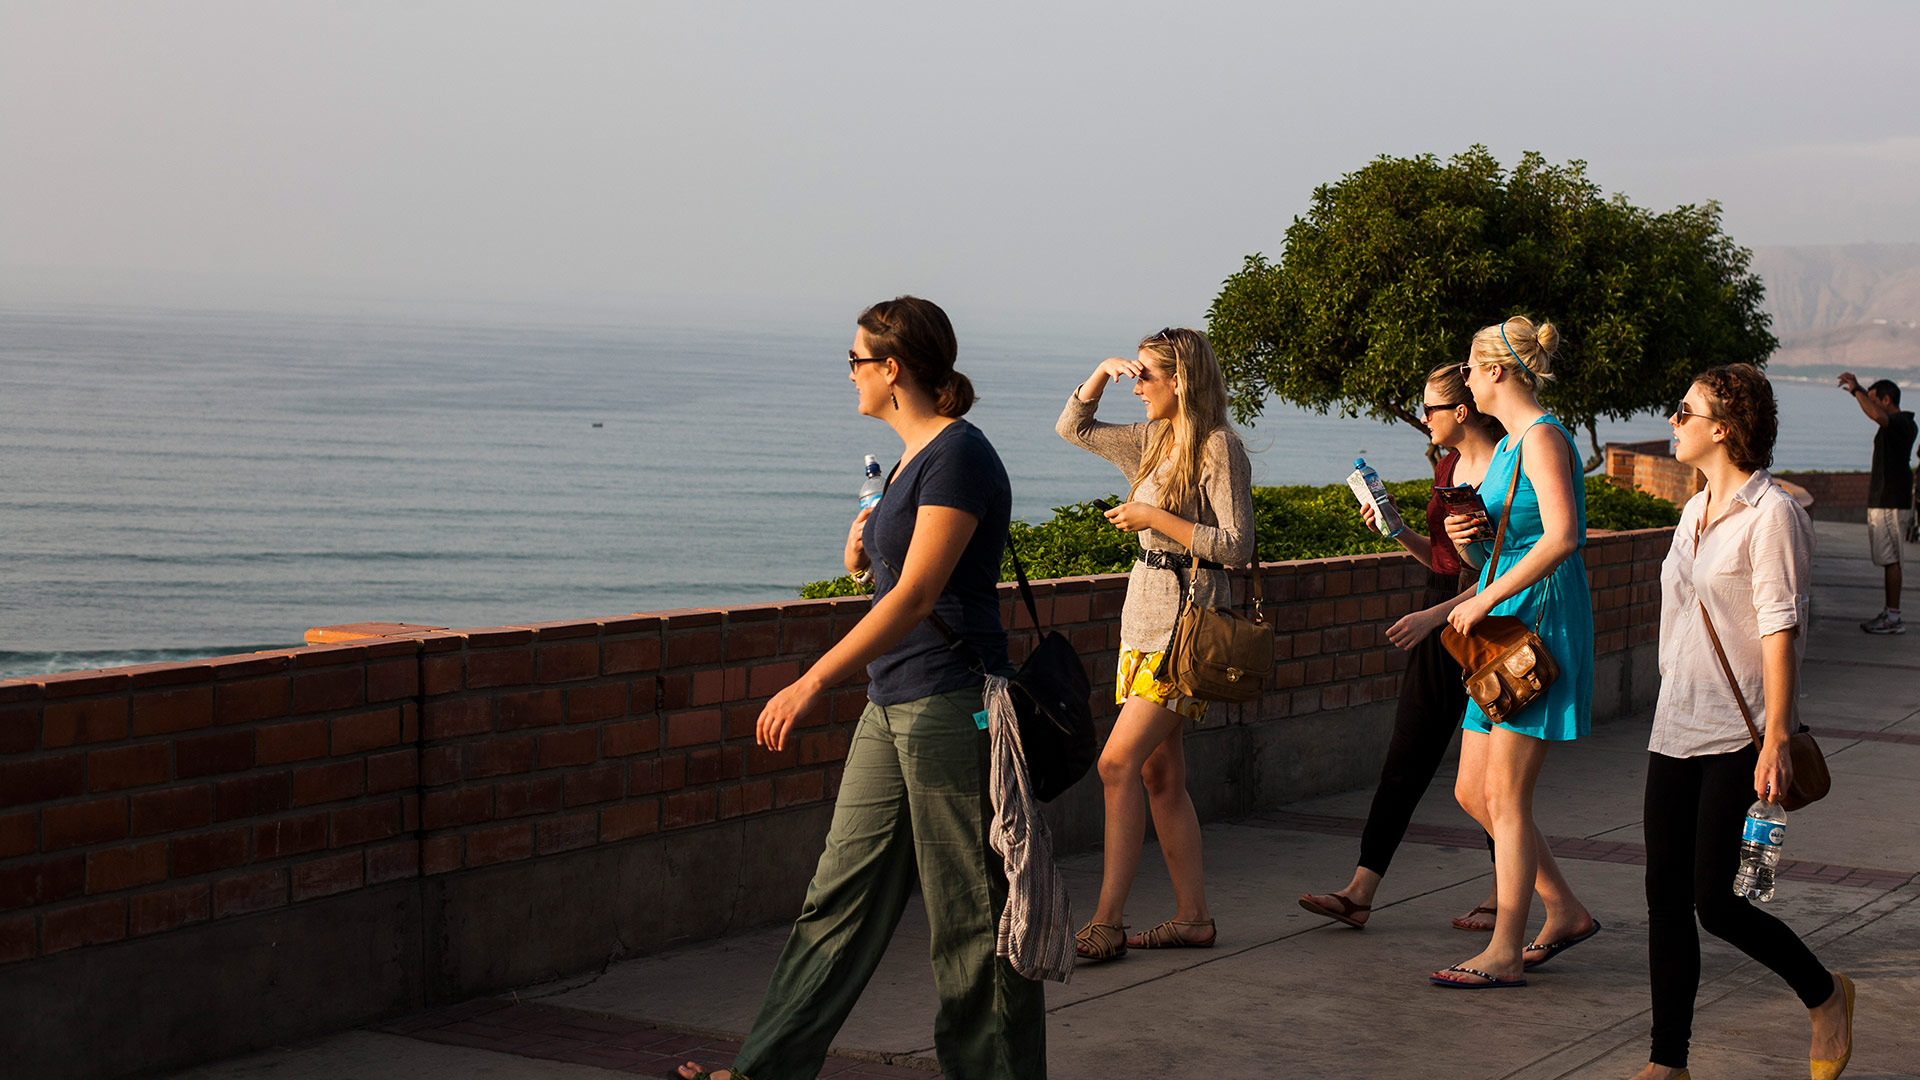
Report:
732,686,1048,1080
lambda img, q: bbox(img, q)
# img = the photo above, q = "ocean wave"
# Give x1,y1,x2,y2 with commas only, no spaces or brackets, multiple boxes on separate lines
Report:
0,645,296,681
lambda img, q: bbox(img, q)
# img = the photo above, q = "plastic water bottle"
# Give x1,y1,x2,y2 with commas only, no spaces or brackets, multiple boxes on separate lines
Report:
1346,458,1406,537
1733,799,1787,902
858,455,885,510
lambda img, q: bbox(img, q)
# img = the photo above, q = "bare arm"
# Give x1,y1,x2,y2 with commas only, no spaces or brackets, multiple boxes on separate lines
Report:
1753,628,1798,801
1839,372,1890,426
755,504,978,750
1448,424,1581,634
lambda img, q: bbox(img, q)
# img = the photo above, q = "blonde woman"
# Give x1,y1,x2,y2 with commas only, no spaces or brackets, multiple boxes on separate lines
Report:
1055,327,1253,962
1431,316,1598,989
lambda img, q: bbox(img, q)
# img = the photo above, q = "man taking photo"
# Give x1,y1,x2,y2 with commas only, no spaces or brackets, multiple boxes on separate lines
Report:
1840,372,1917,633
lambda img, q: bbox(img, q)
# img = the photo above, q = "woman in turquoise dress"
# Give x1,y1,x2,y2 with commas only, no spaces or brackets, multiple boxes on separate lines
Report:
1429,316,1600,990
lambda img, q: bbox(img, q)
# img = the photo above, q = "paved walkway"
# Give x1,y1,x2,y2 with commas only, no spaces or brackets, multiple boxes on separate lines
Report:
171,521,1920,1080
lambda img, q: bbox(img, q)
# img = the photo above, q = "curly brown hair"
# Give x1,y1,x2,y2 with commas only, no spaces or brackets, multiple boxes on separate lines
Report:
1691,363,1777,470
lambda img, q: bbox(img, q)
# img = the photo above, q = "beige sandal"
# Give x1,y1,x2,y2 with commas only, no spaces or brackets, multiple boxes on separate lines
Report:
1074,920,1128,962
1129,918,1216,949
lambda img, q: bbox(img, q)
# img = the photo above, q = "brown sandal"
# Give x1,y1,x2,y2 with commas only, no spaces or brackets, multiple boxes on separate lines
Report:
1129,918,1216,949
1451,904,1498,931
1298,892,1370,929
1074,920,1128,962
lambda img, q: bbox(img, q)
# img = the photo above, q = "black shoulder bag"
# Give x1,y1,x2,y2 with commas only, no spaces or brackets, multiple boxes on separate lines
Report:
887,535,1095,802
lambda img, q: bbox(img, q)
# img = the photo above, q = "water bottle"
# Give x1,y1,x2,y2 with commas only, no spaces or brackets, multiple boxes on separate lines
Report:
1345,458,1406,538
858,455,885,511
1733,799,1787,902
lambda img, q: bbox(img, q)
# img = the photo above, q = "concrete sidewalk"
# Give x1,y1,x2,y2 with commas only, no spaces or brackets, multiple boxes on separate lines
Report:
171,520,1920,1080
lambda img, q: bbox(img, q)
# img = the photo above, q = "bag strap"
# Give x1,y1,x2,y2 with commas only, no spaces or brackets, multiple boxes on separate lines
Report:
885,530,1040,679
1691,512,1765,749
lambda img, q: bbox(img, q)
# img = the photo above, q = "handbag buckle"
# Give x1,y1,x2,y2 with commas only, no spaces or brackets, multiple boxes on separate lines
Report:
1226,667,1243,682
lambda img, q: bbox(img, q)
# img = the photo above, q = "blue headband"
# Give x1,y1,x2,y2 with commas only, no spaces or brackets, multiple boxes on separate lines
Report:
1499,323,1536,377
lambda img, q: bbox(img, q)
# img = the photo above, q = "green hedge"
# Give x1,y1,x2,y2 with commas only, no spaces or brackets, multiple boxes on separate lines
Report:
797,476,1678,597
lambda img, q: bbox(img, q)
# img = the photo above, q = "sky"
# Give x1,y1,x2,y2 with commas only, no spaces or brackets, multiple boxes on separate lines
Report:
3,0,1918,326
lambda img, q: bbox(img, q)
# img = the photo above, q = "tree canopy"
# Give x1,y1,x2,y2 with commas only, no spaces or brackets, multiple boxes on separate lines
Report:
1206,147,1776,468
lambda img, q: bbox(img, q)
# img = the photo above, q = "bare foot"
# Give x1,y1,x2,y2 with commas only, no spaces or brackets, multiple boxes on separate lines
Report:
1450,886,1500,931
1625,1064,1685,1080
1301,890,1370,927
1810,971,1852,1061
1432,947,1523,985
1521,915,1601,967
677,1063,740,1080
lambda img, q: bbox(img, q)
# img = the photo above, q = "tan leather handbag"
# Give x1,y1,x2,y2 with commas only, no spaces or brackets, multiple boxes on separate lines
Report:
1440,438,1559,725
1692,515,1830,811
1166,528,1274,703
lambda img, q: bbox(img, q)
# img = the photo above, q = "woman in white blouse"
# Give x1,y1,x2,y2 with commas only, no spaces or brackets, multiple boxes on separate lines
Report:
1636,364,1853,1080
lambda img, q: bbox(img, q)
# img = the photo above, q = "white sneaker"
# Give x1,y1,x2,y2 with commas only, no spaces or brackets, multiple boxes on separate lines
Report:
1862,611,1906,634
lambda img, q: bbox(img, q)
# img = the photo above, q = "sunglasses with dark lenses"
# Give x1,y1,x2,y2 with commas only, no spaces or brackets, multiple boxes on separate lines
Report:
1423,401,1471,421
1670,401,1719,424
848,350,886,372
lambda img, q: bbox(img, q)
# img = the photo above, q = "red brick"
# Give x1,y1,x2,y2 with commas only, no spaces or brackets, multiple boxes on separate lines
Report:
130,687,213,736
172,827,249,876
292,760,364,807
328,708,399,755
128,787,210,838
496,690,563,731
214,677,290,724
421,654,462,695
0,812,34,858
212,773,292,821
666,710,722,749
718,780,775,820
291,667,364,714
780,616,832,655
291,852,364,902
366,659,419,703
423,697,491,739
563,765,625,807
724,623,778,662
42,898,126,953
330,801,400,848
567,682,627,724
38,671,129,698
775,772,824,808
85,841,168,893
0,754,86,809
365,840,418,884
422,787,491,829
254,719,326,765
748,661,801,699
86,743,170,792
601,636,660,675
422,834,462,875
130,882,210,936
43,697,131,746
668,629,722,667
662,790,717,830
535,813,598,854
468,648,534,689
538,729,599,768
212,868,286,918
687,747,742,785
463,736,534,779
175,730,254,778
599,801,659,841
0,915,33,962
465,823,533,867
420,745,461,786
536,642,599,684
366,749,418,794
603,718,659,757
43,798,127,851
0,705,37,754
494,775,563,818
0,855,84,911
689,670,724,706
253,813,328,859
629,756,685,795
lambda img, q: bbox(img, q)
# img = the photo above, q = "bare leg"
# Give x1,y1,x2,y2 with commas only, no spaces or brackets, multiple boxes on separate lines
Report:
1134,724,1212,942
1438,726,1552,983
1810,972,1850,1061
1090,697,1189,928
1887,561,1902,611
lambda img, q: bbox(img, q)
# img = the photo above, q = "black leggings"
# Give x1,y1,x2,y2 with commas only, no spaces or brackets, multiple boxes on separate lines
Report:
1357,599,1486,876
1644,746,1834,1068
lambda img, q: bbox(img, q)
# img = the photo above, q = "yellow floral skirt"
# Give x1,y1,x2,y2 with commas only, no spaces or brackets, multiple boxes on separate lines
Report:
1115,648,1209,722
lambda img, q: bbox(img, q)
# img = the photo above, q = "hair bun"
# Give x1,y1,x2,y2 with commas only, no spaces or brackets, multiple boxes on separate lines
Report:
1532,320,1559,360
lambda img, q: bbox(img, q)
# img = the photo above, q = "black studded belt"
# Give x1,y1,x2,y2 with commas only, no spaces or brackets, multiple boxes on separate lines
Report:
1141,550,1223,572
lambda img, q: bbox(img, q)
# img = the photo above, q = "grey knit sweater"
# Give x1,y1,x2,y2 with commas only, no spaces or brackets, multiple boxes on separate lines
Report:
1056,391,1255,652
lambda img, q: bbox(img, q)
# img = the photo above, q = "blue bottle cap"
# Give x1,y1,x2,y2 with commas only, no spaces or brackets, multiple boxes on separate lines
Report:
1353,458,1366,469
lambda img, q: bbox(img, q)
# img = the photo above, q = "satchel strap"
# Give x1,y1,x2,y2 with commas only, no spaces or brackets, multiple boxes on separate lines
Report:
887,530,1043,679
1691,511,1766,750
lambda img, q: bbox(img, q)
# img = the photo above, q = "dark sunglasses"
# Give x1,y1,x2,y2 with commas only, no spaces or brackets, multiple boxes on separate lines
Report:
1422,401,1471,421
848,350,887,373
1670,401,1719,424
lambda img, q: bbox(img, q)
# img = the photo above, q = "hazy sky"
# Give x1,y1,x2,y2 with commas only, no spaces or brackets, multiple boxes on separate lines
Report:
3,1,1917,323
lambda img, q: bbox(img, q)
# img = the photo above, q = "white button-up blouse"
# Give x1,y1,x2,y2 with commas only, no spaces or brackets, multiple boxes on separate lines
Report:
1651,469,1815,758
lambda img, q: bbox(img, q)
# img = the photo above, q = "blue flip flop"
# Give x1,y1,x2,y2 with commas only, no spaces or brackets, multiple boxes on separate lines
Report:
1429,964,1526,989
1523,919,1602,970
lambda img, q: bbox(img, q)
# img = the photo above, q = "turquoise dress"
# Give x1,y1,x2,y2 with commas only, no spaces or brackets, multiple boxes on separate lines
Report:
1462,415,1592,742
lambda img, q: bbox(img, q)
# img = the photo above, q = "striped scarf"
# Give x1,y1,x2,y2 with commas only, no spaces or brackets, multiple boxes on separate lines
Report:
983,675,1075,983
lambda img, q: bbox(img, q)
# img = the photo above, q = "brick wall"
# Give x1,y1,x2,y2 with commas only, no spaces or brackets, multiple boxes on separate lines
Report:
1775,471,1870,514
1605,442,1705,506
1,529,1671,1079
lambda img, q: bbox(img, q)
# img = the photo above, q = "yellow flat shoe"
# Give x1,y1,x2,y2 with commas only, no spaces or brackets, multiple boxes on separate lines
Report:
1810,972,1855,1080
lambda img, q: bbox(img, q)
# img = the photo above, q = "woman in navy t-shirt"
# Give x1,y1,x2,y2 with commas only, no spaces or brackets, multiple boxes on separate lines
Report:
678,297,1044,1080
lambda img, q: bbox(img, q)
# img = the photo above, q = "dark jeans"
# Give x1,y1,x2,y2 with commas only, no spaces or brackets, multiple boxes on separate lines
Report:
1644,746,1834,1068
1357,580,1487,876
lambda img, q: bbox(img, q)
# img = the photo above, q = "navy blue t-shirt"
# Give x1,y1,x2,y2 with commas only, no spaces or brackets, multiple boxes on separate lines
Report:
862,420,1011,706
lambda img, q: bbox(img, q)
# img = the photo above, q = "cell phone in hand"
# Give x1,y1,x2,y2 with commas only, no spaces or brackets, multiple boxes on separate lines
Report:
1091,498,1115,512
1435,484,1495,542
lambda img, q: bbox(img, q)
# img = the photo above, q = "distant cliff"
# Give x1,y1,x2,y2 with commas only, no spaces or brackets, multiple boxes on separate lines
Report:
1752,244,1920,375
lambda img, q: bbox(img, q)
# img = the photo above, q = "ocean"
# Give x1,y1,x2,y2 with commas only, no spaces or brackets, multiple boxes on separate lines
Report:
0,304,1864,679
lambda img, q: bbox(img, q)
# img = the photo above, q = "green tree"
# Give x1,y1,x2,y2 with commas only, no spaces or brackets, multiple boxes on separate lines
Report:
1207,147,1776,469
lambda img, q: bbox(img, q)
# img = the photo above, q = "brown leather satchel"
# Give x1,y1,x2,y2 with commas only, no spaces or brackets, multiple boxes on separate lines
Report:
1166,523,1274,703
1440,437,1560,725
1692,516,1831,811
